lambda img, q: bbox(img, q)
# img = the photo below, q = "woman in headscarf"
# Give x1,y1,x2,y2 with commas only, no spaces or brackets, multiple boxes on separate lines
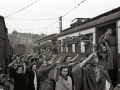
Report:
54,65,72,90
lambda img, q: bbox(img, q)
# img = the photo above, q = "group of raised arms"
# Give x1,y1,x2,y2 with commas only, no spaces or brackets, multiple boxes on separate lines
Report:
5,28,120,90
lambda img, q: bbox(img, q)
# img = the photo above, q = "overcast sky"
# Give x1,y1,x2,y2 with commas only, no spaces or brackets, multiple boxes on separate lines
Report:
0,0,120,35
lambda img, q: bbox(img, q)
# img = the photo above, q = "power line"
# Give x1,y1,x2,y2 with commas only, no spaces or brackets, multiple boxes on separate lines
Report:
42,0,69,33
62,0,87,17
54,0,69,17
5,17,72,21
8,27,59,30
5,0,39,18
42,20,59,33
5,18,58,20
42,0,87,34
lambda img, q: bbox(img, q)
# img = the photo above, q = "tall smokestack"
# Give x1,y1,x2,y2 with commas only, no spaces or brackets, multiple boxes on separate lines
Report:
59,16,62,32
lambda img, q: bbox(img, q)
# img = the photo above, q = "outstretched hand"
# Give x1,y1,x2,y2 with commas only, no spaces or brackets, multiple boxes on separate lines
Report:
56,56,62,63
71,54,79,62
87,53,96,60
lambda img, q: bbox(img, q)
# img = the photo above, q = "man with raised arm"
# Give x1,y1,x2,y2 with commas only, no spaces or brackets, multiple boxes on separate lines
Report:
72,53,113,90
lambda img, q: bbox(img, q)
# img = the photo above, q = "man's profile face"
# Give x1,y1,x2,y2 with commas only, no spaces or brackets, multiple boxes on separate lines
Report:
32,65,37,71
91,54,99,66
66,57,71,63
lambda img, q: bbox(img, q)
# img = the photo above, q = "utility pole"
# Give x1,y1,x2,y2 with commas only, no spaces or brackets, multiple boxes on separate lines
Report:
59,16,62,32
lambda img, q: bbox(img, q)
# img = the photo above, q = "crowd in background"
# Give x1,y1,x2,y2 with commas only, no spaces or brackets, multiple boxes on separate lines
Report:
2,28,120,90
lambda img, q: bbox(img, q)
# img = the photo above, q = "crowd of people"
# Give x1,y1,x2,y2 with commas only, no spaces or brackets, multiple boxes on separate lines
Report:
4,28,120,90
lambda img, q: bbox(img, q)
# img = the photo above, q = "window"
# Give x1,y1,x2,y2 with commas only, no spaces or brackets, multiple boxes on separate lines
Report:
58,40,61,52
68,45,72,52
75,43,80,52
80,33,93,53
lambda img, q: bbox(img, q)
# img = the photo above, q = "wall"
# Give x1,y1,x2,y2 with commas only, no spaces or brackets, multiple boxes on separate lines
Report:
118,20,120,54
0,18,5,74
117,20,120,83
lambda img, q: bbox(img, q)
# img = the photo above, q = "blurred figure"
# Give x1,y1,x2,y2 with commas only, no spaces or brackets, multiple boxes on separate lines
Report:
37,60,57,90
99,28,116,70
4,78,14,90
8,55,20,70
114,84,120,90
27,63,38,90
93,44,99,52
99,46,108,69
54,65,72,90
10,65,28,90
48,54,57,65
62,55,78,90
20,55,26,73
62,54,78,66
38,54,46,68
72,53,113,90
99,28,117,87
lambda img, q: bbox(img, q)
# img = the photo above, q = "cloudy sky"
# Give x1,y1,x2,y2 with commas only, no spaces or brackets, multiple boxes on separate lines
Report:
0,0,120,34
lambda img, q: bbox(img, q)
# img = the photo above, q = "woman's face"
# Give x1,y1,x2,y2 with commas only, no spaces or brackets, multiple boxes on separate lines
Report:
17,67,23,74
61,68,68,77
107,29,112,35
42,61,47,67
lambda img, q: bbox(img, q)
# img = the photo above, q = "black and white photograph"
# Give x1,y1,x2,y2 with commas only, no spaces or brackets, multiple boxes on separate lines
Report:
0,0,120,90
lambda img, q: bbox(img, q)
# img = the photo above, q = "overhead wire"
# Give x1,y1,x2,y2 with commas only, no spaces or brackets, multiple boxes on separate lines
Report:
5,18,58,20
7,0,87,34
42,0,87,34
83,0,105,18
8,27,59,30
5,0,39,18
62,0,87,17
41,0,69,33
42,20,59,33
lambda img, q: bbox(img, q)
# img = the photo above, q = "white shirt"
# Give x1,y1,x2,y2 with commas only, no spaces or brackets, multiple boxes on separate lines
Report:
34,71,37,90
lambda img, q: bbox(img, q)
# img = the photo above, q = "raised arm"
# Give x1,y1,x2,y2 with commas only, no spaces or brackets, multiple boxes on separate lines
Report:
71,54,79,62
54,68,60,82
42,57,62,73
72,53,95,72
81,40,90,42
68,61,77,67
56,56,63,63
8,59,17,68
79,53,95,68
44,62,57,72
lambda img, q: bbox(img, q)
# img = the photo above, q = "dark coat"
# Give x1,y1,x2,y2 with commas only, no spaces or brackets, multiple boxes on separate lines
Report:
27,70,38,90
37,63,57,90
11,70,27,90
